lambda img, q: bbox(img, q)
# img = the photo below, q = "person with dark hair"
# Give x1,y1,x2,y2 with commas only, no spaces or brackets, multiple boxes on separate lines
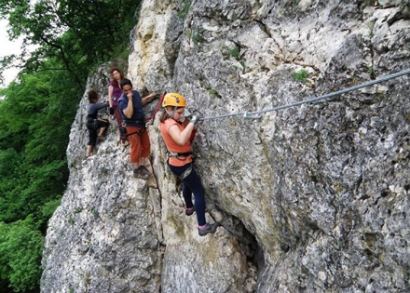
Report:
118,78,156,179
159,93,219,236
86,90,109,157
108,67,128,146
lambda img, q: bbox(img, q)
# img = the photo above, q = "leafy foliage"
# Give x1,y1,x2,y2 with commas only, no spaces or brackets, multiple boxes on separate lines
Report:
0,217,44,292
294,69,308,83
0,1,143,292
0,67,76,225
0,0,142,87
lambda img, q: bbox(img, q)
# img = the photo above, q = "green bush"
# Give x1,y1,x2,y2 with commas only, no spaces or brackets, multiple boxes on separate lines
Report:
230,47,240,59
294,69,308,83
0,217,44,292
0,1,144,291
178,0,191,19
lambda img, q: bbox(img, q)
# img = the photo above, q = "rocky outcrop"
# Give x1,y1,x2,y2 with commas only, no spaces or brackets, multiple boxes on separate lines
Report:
41,0,410,292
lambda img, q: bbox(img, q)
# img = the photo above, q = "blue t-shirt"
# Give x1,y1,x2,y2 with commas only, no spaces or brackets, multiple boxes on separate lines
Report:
87,102,109,119
118,90,145,127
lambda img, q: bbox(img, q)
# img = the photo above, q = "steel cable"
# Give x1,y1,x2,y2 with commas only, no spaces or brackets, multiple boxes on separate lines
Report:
198,68,410,121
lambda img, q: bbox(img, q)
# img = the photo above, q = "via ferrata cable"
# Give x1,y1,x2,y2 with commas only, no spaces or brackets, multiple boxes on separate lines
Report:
198,68,410,121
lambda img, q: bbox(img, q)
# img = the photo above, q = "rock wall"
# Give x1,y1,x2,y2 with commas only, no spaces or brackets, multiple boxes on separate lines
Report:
41,0,410,292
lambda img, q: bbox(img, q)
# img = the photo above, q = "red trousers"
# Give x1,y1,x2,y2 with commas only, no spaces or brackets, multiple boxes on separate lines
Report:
126,126,150,163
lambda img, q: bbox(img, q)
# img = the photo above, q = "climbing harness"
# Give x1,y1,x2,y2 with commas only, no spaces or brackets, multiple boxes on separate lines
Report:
123,119,145,125
179,164,193,180
125,129,143,137
168,151,193,158
198,68,410,121
91,119,98,130
88,118,108,130
121,121,144,137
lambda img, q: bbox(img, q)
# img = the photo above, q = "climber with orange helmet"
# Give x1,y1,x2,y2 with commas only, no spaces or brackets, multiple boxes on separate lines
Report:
118,78,157,179
159,93,219,236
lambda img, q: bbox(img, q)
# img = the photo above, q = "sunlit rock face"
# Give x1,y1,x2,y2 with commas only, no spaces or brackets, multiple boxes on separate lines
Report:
41,0,410,292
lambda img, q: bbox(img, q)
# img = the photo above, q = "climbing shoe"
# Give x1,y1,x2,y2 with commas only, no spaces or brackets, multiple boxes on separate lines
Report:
133,166,151,179
185,206,195,216
140,166,151,177
198,222,219,236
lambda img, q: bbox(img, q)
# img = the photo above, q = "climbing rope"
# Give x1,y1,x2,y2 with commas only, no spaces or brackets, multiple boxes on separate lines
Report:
145,92,166,126
198,68,410,121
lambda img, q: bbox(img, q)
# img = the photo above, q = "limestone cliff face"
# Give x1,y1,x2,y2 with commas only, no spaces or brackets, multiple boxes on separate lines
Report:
41,1,410,292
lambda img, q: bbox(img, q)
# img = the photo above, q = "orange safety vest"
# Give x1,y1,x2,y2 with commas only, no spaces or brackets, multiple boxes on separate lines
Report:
160,119,193,167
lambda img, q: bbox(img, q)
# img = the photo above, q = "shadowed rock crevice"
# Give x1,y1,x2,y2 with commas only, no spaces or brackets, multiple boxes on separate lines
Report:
215,209,263,292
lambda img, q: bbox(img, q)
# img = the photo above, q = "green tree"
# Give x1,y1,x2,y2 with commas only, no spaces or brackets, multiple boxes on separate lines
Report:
0,67,76,225
0,216,44,292
0,0,142,87
0,1,143,291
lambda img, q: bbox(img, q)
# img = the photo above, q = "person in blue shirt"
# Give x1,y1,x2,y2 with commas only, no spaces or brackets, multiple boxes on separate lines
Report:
118,79,156,178
86,90,109,157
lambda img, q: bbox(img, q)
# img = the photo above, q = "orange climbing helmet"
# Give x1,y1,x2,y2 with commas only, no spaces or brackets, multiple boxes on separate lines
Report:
162,93,186,107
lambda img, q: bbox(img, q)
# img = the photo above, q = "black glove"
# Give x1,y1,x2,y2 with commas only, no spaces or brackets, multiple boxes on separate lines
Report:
109,107,115,115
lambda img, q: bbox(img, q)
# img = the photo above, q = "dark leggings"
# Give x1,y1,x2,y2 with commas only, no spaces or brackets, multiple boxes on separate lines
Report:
168,162,206,226
86,119,109,146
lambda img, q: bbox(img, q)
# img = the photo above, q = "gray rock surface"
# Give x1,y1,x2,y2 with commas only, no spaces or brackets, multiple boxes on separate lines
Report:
41,0,410,292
